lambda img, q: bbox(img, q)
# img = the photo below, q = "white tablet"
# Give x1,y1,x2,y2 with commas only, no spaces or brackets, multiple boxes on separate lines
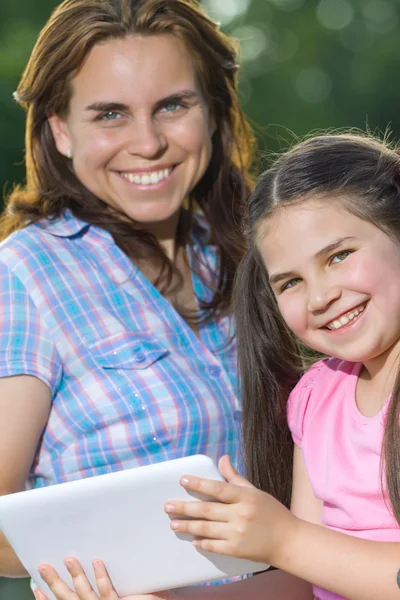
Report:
0,455,267,598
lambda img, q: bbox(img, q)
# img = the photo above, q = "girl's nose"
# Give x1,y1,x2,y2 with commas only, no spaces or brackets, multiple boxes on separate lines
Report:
307,279,342,313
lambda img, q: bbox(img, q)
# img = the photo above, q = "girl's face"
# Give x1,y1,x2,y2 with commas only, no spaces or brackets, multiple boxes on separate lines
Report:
48,34,215,240
257,197,400,372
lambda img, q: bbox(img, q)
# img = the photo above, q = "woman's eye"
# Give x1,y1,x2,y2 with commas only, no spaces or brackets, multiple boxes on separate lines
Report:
281,278,301,292
98,111,121,121
160,103,183,114
331,250,351,264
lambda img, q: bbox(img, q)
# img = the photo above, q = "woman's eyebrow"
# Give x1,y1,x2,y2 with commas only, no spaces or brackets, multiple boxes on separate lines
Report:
85,101,128,112
85,91,199,114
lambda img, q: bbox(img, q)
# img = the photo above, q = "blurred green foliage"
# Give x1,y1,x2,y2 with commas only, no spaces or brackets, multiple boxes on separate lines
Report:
1,0,400,597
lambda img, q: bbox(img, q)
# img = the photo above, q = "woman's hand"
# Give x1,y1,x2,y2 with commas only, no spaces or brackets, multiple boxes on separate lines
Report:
33,558,172,600
165,455,298,566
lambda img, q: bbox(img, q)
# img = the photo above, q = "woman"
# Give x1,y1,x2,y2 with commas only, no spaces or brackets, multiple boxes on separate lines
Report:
0,0,255,580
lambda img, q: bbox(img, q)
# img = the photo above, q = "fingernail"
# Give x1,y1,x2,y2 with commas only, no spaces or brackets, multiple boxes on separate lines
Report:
171,520,180,530
38,567,47,577
180,477,190,486
93,559,102,574
64,559,72,569
165,503,175,513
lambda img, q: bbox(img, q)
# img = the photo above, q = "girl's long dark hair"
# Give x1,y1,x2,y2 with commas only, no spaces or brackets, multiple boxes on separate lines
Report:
237,133,400,519
234,247,300,506
1,0,256,323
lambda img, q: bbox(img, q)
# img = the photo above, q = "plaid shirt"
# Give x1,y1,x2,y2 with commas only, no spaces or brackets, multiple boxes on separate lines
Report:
0,211,242,489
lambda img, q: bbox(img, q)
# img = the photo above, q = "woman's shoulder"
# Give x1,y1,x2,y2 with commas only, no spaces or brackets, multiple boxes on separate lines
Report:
0,212,89,266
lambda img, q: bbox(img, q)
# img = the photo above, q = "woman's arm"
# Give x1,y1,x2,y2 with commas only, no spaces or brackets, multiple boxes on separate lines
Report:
35,558,313,600
0,375,51,576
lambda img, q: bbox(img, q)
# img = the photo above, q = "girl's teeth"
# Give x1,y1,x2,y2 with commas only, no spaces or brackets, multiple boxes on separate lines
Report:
327,306,364,330
122,168,172,186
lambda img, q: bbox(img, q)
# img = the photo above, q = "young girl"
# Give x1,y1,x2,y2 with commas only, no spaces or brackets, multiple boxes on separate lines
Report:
38,133,400,600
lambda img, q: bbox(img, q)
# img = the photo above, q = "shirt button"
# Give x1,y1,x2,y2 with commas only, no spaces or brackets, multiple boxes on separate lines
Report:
208,366,221,377
135,352,146,363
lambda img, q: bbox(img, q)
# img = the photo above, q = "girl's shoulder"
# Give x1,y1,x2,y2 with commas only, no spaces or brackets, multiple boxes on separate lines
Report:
287,357,355,446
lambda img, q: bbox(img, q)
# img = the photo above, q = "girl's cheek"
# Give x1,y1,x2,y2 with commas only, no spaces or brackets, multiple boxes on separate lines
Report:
278,298,306,335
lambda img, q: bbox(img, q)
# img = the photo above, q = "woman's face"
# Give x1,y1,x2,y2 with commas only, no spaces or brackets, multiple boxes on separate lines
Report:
49,34,215,237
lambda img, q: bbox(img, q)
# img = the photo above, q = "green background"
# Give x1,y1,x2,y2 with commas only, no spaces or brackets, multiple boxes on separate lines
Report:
1,0,400,597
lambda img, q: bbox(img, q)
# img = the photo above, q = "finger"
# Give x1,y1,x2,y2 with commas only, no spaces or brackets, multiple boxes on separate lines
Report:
170,518,228,540
64,558,99,600
92,560,118,599
218,455,254,489
165,499,229,521
192,537,241,557
33,589,49,600
179,475,241,504
38,565,78,600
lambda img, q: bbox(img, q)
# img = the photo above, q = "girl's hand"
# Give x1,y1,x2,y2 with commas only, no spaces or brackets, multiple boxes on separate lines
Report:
165,455,298,566
33,558,172,600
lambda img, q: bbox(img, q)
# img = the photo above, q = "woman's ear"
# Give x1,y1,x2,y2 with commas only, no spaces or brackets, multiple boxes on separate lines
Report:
47,114,72,158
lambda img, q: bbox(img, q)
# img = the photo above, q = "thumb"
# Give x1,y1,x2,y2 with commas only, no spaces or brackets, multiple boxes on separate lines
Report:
218,455,254,488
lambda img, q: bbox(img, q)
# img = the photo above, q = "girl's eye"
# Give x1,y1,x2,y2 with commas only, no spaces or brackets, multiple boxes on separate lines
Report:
281,278,301,292
331,250,351,264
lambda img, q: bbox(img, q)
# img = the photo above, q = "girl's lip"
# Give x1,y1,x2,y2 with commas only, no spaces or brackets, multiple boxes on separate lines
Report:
324,301,368,334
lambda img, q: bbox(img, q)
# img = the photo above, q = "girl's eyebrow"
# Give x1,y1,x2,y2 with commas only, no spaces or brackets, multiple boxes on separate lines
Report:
268,236,356,286
85,91,199,113
314,236,356,260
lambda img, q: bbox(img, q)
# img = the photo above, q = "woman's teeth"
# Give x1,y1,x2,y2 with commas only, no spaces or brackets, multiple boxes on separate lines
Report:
121,167,172,186
326,304,365,331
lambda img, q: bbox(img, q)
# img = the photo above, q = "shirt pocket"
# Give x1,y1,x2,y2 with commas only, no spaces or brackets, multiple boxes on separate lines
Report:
64,332,170,435
88,332,169,370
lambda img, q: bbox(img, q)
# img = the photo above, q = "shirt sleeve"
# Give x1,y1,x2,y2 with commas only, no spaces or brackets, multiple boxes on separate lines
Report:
287,360,325,447
0,261,62,394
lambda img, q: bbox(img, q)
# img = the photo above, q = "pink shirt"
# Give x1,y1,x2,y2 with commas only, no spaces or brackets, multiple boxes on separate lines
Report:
287,358,399,600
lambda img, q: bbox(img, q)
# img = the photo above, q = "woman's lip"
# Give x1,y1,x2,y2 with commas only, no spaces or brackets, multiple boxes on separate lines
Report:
116,164,176,190
117,163,176,175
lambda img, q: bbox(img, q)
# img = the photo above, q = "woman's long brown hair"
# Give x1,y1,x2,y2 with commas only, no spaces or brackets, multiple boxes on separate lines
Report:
236,133,400,519
2,0,256,323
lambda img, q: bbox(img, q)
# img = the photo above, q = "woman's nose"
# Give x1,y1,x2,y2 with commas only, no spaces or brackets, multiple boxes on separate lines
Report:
125,117,167,158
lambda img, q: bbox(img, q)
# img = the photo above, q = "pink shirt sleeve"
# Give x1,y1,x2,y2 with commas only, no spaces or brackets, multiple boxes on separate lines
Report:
287,359,326,447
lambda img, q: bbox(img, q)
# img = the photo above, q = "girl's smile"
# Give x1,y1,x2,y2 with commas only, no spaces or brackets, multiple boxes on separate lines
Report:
323,301,367,331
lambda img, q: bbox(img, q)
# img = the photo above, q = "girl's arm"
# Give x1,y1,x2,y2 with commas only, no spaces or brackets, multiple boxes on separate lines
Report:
170,453,400,600
0,375,51,576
